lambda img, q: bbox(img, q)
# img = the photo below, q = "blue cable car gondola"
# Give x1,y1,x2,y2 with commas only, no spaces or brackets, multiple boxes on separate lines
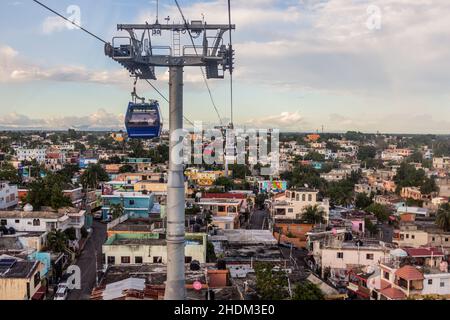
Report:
125,100,162,139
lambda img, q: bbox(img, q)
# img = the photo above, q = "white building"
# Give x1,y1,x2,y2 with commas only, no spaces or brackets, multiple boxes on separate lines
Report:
320,242,390,279
15,148,47,163
270,188,330,223
0,182,18,210
0,205,86,239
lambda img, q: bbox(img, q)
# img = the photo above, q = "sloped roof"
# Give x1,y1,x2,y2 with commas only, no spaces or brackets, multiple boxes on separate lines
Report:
380,287,406,300
404,247,444,258
395,265,424,281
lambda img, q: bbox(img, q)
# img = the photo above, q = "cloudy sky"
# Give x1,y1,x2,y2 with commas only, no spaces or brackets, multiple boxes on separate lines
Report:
1,0,450,133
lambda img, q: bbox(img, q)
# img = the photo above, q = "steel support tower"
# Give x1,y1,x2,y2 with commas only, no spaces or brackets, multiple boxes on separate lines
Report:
105,21,235,300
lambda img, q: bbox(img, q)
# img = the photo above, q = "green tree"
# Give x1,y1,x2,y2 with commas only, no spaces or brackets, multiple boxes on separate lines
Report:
229,164,251,179
420,178,438,195
80,164,109,189
254,262,288,300
435,203,450,232
119,164,134,173
358,145,377,161
214,177,233,191
47,229,68,253
366,203,390,222
292,281,324,300
304,151,325,162
206,241,217,263
0,162,21,185
57,164,80,182
302,205,325,224
355,193,373,210
365,218,378,236
50,184,72,210
110,203,124,220
26,179,48,210
64,227,77,241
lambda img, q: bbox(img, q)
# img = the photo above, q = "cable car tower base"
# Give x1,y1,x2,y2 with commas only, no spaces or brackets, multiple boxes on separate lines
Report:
105,21,235,300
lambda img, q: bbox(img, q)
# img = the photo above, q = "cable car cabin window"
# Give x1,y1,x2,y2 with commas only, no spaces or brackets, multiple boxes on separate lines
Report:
128,110,158,127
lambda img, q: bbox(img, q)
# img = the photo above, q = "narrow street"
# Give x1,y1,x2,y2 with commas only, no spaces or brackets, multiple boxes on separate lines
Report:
67,220,107,300
248,209,270,230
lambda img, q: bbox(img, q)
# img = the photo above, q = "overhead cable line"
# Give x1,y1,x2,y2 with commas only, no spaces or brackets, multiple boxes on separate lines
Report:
32,0,108,44
32,0,195,126
174,0,224,126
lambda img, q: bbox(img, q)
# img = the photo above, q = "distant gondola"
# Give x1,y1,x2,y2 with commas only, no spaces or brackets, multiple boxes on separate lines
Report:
125,100,162,139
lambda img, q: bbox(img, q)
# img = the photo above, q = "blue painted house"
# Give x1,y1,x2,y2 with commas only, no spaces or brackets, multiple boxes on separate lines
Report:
101,191,156,220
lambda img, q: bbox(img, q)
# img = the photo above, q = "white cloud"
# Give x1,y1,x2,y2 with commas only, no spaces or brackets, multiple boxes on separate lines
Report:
245,111,305,130
0,109,125,130
42,16,67,34
0,45,128,85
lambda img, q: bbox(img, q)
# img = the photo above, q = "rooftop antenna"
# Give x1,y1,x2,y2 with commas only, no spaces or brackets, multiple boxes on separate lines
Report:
156,0,159,24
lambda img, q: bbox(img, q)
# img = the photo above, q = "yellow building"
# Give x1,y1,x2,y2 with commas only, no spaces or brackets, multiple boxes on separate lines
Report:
111,132,126,142
185,169,229,187
0,259,43,300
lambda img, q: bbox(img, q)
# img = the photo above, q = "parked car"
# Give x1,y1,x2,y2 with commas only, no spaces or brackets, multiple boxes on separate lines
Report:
54,284,69,301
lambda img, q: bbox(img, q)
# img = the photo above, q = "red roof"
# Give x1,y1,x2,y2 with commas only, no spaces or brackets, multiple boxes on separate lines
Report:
380,279,391,290
404,247,444,258
203,193,246,200
395,265,424,281
380,287,406,300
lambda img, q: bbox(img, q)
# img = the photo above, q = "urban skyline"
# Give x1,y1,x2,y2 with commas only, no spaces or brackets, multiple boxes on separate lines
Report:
1,0,450,133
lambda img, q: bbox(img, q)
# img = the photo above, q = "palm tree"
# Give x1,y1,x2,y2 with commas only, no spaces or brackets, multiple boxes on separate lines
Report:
47,230,68,253
435,203,450,232
302,205,325,224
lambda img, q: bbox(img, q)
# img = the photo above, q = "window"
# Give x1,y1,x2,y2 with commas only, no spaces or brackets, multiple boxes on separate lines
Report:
135,256,143,264
308,194,312,202
129,200,135,205
33,219,40,226
185,256,193,263
366,254,374,260
337,252,344,259
121,256,131,264
411,235,415,239
153,256,163,263
107,256,115,264
440,282,445,288
288,208,294,213
302,194,306,201
15,220,20,224
384,271,390,280
428,279,433,285
295,194,299,201
432,237,436,242
406,234,409,239
445,238,449,242
0,219,6,226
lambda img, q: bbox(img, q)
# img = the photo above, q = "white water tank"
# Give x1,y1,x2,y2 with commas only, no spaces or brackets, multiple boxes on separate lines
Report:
23,203,33,212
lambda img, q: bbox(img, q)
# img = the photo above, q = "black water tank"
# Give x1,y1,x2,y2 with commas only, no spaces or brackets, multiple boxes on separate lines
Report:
217,259,226,270
190,260,201,271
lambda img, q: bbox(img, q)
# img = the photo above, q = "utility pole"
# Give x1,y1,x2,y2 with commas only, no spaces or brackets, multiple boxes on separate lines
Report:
105,20,235,300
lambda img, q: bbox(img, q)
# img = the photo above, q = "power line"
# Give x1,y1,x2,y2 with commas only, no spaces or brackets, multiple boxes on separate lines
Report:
32,0,107,44
174,0,224,126
32,0,195,127
144,79,194,126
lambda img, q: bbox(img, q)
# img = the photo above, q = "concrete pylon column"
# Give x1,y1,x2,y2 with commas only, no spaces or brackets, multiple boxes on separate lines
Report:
165,66,186,300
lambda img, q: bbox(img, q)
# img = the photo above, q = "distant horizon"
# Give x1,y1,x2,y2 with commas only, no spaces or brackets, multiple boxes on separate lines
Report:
1,127,450,137
1,1,450,134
